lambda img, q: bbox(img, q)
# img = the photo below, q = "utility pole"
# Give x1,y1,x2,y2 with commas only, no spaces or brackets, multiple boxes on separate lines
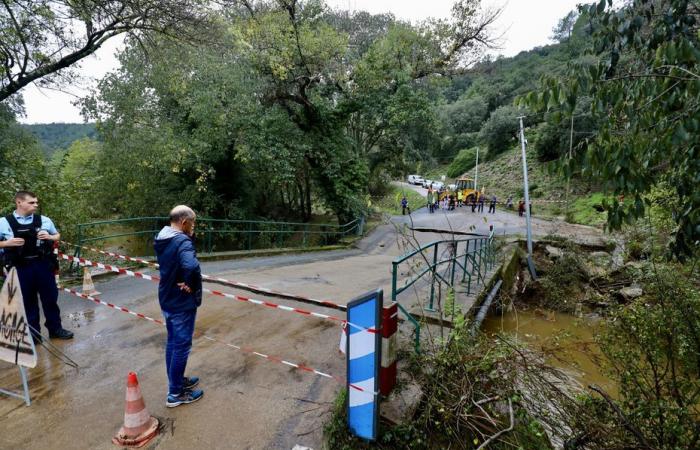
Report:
518,116,537,279
566,114,574,217
474,146,479,191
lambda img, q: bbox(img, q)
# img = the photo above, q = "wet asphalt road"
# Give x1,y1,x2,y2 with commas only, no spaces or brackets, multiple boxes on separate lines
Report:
0,204,604,449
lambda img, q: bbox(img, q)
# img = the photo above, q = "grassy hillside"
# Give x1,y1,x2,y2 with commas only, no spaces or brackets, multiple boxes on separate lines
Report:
460,144,607,227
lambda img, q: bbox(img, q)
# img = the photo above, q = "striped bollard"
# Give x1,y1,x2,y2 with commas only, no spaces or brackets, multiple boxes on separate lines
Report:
347,290,382,441
380,302,398,396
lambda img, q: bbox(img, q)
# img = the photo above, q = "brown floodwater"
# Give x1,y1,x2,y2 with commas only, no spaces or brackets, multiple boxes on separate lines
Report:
482,308,617,394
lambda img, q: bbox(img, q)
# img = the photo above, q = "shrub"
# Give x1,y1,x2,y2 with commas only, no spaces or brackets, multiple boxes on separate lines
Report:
447,147,478,178
478,105,523,158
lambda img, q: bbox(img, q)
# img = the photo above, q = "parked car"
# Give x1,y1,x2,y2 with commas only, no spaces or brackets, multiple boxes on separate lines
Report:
431,181,445,190
422,179,434,188
407,174,424,185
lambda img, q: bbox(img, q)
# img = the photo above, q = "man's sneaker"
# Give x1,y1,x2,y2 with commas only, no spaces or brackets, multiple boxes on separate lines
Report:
49,328,74,339
166,389,204,408
183,376,199,390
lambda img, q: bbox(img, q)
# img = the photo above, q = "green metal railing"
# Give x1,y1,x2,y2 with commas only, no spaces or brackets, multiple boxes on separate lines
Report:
391,232,495,353
72,216,365,261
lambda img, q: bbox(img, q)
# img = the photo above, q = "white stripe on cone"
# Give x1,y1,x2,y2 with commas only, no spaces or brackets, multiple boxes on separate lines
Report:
125,387,142,402
123,409,150,428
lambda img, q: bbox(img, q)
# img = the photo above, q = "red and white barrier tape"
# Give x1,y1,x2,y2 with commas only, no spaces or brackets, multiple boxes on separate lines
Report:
60,241,346,311
60,241,159,268
57,252,375,334
201,276,346,311
62,287,164,325
59,253,158,281
59,287,371,393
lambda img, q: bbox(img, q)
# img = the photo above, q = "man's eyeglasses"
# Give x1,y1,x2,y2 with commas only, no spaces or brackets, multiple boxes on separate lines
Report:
26,201,38,204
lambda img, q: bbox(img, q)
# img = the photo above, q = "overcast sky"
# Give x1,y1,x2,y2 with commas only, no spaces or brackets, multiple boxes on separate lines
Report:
19,0,583,124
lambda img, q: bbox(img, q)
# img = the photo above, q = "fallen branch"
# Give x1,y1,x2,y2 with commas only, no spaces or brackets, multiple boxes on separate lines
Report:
476,398,514,450
588,384,653,449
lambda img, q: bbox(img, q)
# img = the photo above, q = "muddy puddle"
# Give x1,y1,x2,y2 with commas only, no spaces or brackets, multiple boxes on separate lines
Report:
67,309,96,328
483,308,616,394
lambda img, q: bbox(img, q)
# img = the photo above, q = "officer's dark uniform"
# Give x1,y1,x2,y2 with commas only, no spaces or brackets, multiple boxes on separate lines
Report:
2,214,65,339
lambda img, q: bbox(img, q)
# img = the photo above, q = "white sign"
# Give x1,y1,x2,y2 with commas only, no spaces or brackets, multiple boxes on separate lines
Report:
0,268,37,368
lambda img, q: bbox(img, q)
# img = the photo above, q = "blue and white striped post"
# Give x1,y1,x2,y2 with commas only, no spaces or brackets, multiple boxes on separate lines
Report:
346,289,382,441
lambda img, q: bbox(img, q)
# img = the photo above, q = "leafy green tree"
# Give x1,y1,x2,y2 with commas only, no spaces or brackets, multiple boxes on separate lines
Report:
81,0,501,223
232,0,500,220
0,0,209,102
595,267,700,449
551,10,578,43
0,105,81,236
43,138,105,232
534,98,596,162
82,36,259,218
446,147,477,178
478,104,523,158
522,0,700,259
440,95,488,135
0,105,47,213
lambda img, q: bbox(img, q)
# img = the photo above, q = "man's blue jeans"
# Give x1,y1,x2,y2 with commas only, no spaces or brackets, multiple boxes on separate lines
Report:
162,309,197,396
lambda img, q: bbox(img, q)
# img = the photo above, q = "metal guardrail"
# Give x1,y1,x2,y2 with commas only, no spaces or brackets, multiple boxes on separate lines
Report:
391,232,496,353
73,216,365,260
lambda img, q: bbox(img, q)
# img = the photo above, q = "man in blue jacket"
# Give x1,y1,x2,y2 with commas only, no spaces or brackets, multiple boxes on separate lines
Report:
154,205,204,407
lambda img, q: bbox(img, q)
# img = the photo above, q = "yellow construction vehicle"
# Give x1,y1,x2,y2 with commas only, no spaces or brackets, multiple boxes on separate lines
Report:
437,177,481,203
455,177,480,203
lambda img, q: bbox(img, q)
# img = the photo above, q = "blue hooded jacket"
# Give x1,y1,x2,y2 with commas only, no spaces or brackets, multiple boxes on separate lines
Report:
154,226,202,313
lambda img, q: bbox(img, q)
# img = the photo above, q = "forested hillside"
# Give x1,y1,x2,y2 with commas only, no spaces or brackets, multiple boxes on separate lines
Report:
22,123,97,156
437,8,594,174
0,2,595,232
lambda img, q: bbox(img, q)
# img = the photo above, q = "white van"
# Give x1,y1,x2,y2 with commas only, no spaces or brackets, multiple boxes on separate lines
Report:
407,175,424,185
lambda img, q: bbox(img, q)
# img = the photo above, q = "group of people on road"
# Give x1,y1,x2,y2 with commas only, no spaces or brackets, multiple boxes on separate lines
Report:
0,191,205,409
400,188,533,218
426,188,502,215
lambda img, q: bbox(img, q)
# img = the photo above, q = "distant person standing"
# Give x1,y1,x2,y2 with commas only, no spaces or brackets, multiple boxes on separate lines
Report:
488,194,497,214
155,205,204,408
506,196,513,210
477,193,485,213
401,196,409,215
0,191,73,342
518,200,525,217
470,195,476,213
426,189,435,213
457,190,463,207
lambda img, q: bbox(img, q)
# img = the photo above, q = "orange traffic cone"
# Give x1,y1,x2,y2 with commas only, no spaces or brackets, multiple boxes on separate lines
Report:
112,372,159,448
81,266,100,297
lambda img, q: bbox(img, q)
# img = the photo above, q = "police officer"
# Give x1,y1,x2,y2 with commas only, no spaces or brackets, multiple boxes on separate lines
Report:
0,191,73,342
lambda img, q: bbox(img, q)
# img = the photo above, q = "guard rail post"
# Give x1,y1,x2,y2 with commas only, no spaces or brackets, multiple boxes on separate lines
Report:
427,242,438,311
